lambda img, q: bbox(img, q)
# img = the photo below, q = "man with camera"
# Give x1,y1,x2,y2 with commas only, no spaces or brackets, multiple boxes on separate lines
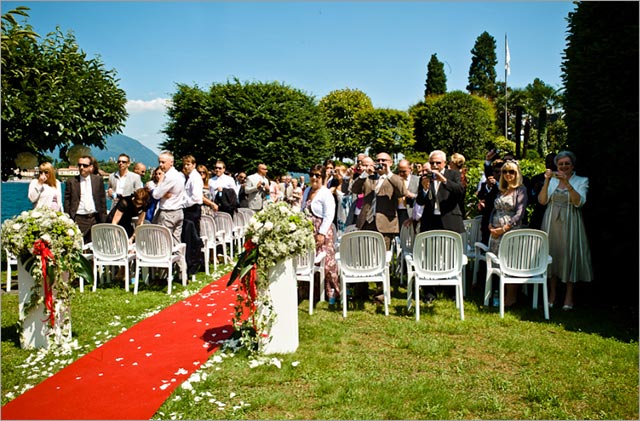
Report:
415,150,465,234
351,152,407,250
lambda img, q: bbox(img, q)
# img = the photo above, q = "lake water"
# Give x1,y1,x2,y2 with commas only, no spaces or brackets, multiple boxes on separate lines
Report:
1,181,112,224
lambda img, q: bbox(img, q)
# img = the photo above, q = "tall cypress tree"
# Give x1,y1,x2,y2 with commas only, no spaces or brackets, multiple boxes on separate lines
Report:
466,31,498,100
424,53,447,97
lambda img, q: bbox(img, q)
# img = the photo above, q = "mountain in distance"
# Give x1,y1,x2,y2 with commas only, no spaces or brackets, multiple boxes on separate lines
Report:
52,134,159,167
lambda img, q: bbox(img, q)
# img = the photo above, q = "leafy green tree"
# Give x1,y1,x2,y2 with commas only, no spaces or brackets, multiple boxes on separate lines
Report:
410,91,496,159
561,1,639,305
356,108,414,159
163,79,330,176
318,89,373,161
1,7,128,180
466,31,498,100
425,53,447,97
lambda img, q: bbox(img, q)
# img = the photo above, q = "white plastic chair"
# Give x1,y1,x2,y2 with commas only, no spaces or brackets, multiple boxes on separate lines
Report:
338,231,390,318
90,224,136,292
406,230,467,321
295,249,326,315
213,212,235,262
484,229,552,320
232,211,248,254
5,248,17,291
134,224,187,294
200,215,219,274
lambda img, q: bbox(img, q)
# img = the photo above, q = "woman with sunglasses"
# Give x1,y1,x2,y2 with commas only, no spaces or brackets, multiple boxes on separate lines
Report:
488,160,528,307
301,164,338,305
28,162,63,211
198,165,215,216
538,150,592,310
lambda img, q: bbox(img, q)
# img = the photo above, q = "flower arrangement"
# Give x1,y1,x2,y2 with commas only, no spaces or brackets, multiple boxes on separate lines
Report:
1,207,92,337
226,202,314,354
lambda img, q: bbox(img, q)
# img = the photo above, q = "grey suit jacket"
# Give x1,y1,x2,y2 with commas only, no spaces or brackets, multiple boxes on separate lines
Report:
245,173,268,211
64,174,107,222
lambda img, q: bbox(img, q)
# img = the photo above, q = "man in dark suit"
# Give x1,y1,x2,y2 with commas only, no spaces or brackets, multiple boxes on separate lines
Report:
416,150,465,234
64,155,107,243
415,150,465,303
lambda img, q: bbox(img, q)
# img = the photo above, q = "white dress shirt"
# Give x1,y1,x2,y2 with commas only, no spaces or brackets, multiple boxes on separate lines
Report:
152,166,186,211
77,175,96,215
183,168,204,208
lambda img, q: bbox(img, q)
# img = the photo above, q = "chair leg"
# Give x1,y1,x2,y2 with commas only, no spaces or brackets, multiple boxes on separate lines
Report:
308,278,314,315
415,281,420,321
458,283,465,321
542,282,549,320
93,264,98,292
484,267,493,306
342,278,348,318
532,284,539,309
499,280,505,318
134,264,140,295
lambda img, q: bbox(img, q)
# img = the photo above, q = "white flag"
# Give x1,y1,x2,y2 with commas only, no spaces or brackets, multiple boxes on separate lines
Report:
505,37,511,76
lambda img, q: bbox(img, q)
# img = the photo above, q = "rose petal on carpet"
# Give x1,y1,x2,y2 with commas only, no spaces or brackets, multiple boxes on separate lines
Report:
2,273,241,420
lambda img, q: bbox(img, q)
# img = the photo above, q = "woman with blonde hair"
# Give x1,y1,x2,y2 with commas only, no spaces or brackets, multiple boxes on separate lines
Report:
198,164,216,216
487,159,528,306
28,162,63,211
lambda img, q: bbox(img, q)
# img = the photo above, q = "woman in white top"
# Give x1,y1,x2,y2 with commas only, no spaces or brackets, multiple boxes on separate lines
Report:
28,162,63,212
301,164,338,304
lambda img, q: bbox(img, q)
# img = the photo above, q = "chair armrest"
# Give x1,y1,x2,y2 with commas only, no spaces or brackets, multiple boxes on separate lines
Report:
82,242,93,252
547,255,553,265
314,251,327,265
200,235,208,248
385,250,392,264
474,241,489,252
462,255,468,266
485,251,499,265
173,243,187,255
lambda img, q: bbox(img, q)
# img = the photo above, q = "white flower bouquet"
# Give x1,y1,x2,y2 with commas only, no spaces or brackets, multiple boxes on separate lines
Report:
1,207,92,323
226,201,314,354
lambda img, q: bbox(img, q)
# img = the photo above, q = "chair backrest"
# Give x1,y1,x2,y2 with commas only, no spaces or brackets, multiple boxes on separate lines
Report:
91,224,130,260
338,231,386,276
463,216,483,252
200,214,217,242
134,224,174,262
399,223,417,254
296,247,315,274
238,208,255,220
412,230,464,278
213,212,235,239
497,229,549,277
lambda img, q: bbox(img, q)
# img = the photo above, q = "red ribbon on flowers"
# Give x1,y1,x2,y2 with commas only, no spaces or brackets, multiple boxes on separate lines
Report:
32,239,55,327
243,240,258,314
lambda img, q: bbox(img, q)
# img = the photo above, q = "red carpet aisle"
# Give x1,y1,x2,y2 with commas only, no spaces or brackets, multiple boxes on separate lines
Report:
2,274,242,420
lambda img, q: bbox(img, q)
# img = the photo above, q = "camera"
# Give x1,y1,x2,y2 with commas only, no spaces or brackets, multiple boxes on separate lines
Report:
422,171,436,180
374,163,384,171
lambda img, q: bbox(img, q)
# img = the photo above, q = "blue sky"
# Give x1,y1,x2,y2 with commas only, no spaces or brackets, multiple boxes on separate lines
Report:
8,1,576,153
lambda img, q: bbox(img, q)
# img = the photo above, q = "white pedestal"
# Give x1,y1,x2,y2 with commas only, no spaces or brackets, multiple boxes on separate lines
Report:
262,258,299,354
18,260,72,349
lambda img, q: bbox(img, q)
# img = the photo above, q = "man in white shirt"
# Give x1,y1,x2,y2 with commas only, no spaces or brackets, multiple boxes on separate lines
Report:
182,155,204,236
152,151,186,245
396,159,420,228
107,153,142,208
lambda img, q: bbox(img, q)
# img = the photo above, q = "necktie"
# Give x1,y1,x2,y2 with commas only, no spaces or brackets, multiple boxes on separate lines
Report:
366,176,385,224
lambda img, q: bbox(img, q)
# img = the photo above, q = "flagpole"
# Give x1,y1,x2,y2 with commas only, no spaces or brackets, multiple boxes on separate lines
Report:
504,33,509,141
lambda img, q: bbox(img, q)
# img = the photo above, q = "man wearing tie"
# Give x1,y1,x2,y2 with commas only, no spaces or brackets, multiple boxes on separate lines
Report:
64,155,107,243
351,152,407,251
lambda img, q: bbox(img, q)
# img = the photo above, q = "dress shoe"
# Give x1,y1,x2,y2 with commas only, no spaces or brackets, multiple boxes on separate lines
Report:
562,304,573,311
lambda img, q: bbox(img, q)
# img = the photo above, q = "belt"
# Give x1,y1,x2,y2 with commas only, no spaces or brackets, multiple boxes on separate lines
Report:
76,213,97,218
159,208,182,212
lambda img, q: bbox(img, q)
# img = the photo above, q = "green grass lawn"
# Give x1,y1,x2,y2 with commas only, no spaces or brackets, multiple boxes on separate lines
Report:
2,265,638,420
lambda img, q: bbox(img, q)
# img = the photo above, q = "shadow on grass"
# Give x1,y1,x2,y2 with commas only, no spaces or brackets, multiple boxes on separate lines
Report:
1,323,20,347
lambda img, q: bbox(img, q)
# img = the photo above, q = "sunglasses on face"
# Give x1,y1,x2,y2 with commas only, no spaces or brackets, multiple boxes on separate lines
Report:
198,171,207,175
429,161,442,165
215,167,224,170
502,169,516,175
309,173,322,179
118,160,129,164
78,163,91,168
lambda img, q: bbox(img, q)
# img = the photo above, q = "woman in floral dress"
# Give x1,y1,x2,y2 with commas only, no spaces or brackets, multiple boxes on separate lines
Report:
198,164,216,217
488,160,528,306
301,164,339,304
538,151,592,310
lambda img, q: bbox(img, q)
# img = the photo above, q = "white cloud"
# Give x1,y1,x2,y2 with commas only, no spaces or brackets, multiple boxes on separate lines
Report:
126,98,171,113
